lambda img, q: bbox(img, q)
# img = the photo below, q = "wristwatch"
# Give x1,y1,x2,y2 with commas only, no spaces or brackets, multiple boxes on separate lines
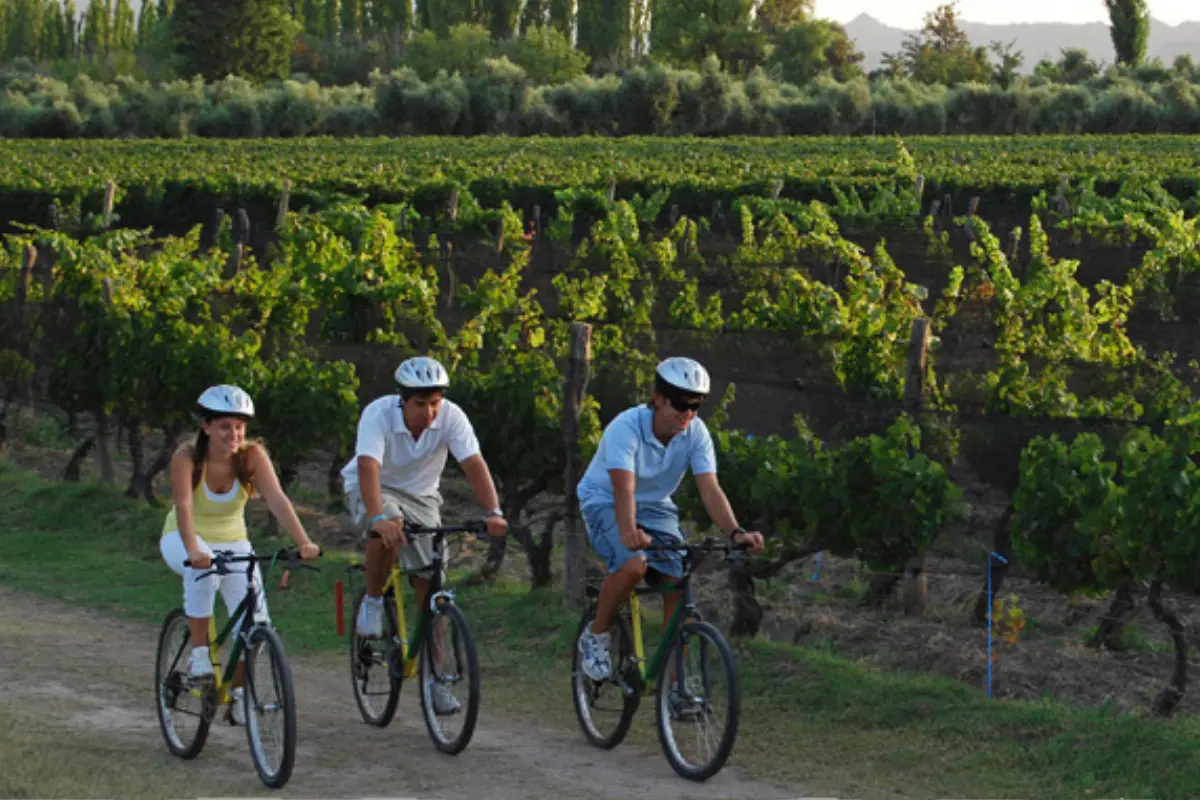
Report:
729,526,746,540
484,508,504,519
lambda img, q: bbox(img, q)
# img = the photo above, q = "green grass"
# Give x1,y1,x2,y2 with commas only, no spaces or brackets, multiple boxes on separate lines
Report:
3,456,1200,799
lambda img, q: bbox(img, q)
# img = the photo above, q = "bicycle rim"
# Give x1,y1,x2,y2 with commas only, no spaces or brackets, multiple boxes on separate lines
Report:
349,589,402,726
154,608,211,759
418,602,479,754
654,620,740,781
571,607,639,749
244,626,297,789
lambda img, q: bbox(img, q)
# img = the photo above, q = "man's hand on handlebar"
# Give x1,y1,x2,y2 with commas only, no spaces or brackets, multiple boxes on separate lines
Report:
371,515,407,548
732,529,765,554
485,514,508,537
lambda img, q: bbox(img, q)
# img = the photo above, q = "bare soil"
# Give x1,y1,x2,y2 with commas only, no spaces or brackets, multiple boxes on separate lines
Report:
0,583,804,800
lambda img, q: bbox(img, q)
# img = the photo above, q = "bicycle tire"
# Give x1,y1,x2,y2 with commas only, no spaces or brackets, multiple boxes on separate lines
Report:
243,625,298,789
418,601,480,754
571,605,639,750
349,587,403,727
154,608,211,760
654,619,741,782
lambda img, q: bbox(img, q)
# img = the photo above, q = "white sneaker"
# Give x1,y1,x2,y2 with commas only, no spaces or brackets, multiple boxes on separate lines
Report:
430,682,461,715
189,646,214,681
228,687,246,725
357,595,383,638
578,623,612,681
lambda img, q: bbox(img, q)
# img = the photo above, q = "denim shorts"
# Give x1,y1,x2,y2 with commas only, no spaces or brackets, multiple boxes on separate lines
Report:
581,501,684,578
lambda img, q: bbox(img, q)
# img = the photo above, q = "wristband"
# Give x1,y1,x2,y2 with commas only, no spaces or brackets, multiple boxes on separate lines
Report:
369,514,389,527
484,508,504,519
729,526,746,539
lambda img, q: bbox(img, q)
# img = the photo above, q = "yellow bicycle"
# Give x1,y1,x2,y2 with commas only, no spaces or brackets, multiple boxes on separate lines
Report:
346,519,489,754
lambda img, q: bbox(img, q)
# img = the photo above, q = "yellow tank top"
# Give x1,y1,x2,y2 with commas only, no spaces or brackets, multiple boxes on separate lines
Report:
162,460,251,544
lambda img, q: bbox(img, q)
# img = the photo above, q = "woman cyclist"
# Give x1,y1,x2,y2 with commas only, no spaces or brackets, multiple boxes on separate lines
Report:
159,385,320,723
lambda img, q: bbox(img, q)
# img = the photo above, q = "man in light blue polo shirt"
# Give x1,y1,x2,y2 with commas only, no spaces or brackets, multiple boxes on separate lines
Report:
575,356,764,681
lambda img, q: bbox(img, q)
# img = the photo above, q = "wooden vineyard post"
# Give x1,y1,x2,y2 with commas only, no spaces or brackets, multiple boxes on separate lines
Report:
276,178,292,228
562,322,593,610
443,189,459,309
902,317,932,617
94,277,116,485
102,180,116,229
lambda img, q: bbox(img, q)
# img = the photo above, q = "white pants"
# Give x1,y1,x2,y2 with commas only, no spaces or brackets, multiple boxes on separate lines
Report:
160,532,270,626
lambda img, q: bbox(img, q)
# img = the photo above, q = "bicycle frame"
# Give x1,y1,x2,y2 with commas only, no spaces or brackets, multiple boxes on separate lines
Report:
382,535,446,680
175,550,312,706
628,577,692,694
601,539,745,698
364,522,485,679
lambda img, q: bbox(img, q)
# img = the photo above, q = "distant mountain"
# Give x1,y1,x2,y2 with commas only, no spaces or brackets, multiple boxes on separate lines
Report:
843,14,1200,73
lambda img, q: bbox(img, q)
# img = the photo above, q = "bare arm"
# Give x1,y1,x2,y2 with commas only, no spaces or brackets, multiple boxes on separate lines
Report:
357,454,406,547
694,472,764,553
459,454,508,536
609,468,651,550
694,472,739,534
459,454,500,512
357,456,387,521
246,445,317,555
168,447,203,560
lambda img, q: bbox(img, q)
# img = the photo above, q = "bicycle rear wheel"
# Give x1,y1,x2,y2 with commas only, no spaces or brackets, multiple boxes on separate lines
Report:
243,625,297,789
571,605,639,749
418,601,480,754
654,620,740,781
154,608,211,759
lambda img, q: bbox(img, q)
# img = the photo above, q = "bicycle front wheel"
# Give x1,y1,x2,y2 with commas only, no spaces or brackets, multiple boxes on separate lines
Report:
243,625,298,789
418,601,480,754
154,608,211,759
654,620,740,782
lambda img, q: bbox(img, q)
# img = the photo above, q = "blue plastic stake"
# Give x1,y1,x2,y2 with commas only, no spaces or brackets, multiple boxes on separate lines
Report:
987,552,1009,699
811,551,823,582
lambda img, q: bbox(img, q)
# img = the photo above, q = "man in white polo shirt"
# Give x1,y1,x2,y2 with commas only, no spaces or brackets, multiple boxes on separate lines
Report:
575,356,764,682
342,355,508,712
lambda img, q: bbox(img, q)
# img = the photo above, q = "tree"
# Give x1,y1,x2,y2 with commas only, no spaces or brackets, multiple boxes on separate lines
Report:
112,0,136,50
577,0,633,70
649,0,767,74
768,18,862,85
173,0,300,81
882,2,991,85
754,0,812,35
1105,0,1149,67
1033,47,1101,84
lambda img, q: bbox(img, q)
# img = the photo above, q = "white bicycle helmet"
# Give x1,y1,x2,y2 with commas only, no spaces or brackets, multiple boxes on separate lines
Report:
655,357,711,396
394,356,450,391
197,385,255,419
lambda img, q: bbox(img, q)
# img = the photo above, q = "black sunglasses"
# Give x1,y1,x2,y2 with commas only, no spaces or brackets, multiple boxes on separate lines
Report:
667,396,704,413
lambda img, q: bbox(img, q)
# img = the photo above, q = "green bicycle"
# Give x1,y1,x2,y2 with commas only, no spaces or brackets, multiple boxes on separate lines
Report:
154,547,319,789
571,535,750,781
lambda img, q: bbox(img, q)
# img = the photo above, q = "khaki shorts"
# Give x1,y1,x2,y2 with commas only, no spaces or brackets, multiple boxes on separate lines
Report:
346,486,451,580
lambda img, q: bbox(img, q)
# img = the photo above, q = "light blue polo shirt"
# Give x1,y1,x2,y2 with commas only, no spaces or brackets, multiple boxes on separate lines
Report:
577,405,718,510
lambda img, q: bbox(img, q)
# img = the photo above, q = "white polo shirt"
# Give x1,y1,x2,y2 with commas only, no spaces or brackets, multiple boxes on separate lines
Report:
341,395,481,498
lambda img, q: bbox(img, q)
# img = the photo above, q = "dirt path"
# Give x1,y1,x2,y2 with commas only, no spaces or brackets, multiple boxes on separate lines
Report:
0,586,813,800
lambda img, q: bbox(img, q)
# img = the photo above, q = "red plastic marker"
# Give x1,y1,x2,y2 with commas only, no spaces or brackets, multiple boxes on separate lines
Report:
335,580,344,637
279,569,291,590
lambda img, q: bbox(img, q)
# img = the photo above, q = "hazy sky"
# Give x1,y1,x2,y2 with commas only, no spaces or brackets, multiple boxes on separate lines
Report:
814,0,1197,29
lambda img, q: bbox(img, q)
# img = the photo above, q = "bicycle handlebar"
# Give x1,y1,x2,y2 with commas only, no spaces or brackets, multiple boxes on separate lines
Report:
185,547,322,580
642,536,756,556
366,518,491,543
